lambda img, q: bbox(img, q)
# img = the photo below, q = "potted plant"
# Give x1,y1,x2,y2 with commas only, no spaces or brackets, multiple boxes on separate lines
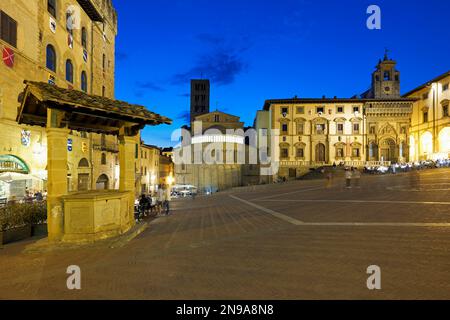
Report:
30,203,47,237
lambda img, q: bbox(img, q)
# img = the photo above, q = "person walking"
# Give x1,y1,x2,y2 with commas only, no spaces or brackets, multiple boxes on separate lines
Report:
138,194,150,218
325,170,333,189
163,184,172,215
345,167,352,189
352,168,361,188
157,185,164,215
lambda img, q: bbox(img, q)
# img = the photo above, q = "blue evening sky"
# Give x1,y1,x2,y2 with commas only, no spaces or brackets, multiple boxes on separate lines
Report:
113,0,450,147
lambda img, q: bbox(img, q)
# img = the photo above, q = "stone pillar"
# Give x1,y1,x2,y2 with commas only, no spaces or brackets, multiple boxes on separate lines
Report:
119,135,137,228
46,127,69,242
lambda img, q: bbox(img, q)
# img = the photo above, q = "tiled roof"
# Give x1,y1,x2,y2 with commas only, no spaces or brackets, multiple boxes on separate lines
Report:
20,81,172,125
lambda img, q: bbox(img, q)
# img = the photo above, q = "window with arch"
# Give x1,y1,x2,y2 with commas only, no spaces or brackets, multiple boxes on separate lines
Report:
81,71,88,92
48,0,57,18
101,153,107,165
46,45,57,72
65,59,74,83
81,27,87,48
78,158,89,168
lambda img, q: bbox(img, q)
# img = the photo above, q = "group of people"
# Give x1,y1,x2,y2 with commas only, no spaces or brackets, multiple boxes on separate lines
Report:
344,167,362,189
23,189,47,203
136,184,172,221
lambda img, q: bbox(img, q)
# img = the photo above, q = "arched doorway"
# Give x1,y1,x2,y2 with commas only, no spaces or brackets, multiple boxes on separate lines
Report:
380,139,396,162
77,158,90,191
368,142,378,160
315,143,326,162
438,127,450,157
420,132,433,160
96,174,109,190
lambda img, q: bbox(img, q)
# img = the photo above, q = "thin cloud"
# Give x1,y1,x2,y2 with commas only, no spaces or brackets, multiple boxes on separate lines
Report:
177,110,191,123
171,48,246,86
136,81,166,92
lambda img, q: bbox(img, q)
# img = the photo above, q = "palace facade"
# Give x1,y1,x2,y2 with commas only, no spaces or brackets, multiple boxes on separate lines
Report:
0,0,121,200
256,54,419,179
404,71,450,161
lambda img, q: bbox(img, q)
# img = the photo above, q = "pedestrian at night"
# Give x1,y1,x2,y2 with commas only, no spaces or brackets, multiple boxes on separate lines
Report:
163,184,171,215
157,185,164,215
352,167,361,188
345,167,352,189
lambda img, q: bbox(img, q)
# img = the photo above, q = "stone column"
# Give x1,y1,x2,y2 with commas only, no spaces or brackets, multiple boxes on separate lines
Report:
119,135,137,228
46,127,69,242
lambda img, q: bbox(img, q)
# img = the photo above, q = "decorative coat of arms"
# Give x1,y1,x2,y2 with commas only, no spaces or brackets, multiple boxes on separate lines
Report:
21,130,31,147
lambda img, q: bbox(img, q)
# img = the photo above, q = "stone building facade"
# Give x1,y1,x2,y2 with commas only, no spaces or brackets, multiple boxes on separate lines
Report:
0,0,120,200
404,71,450,161
139,144,160,194
175,111,245,193
256,55,417,179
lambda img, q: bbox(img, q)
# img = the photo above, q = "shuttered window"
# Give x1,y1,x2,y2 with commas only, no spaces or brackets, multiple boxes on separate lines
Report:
0,11,17,48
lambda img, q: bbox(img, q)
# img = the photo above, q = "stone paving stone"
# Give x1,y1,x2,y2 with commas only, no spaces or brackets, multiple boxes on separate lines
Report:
0,168,449,299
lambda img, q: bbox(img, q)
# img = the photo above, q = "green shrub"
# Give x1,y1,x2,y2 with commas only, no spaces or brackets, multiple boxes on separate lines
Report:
0,202,47,231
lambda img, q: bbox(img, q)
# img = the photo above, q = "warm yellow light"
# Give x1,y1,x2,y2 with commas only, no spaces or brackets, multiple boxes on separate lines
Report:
409,136,416,161
167,175,174,185
420,132,433,157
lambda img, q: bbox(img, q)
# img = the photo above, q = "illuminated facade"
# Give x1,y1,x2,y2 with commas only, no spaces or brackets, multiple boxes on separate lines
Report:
404,71,450,161
175,111,246,193
139,144,160,194
257,55,417,179
0,0,119,199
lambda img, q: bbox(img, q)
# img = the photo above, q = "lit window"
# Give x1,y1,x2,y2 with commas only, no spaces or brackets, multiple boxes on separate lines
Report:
316,124,325,134
336,148,344,158
297,123,304,135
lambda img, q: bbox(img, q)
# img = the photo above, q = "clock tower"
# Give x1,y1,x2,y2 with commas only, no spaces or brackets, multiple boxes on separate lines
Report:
369,50,401,99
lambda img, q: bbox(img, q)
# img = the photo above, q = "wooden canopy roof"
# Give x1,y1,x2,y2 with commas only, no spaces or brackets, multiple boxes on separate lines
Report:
17,81,172,135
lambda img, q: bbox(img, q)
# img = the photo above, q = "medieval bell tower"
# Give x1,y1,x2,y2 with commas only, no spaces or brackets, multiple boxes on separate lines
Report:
370,50,401,99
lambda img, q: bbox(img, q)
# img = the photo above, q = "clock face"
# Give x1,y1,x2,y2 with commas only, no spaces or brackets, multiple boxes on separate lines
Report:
383,86,391,94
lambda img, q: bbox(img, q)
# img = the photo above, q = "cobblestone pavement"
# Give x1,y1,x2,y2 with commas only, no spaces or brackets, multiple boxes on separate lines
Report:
1,168,450,299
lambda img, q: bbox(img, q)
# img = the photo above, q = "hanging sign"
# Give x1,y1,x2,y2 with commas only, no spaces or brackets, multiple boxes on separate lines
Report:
2,47,15,68
49,17,57,33
21,130,31,147
68,139,73,152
